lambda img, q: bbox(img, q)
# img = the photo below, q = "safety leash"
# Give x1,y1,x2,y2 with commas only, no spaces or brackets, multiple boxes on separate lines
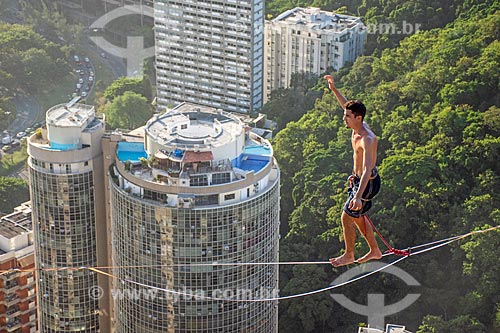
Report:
363,214,411,257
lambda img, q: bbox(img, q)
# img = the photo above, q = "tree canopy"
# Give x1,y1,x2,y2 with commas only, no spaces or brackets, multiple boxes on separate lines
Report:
0,23,70,93
103,76,153,103
102,91,153,130
0,177,29,215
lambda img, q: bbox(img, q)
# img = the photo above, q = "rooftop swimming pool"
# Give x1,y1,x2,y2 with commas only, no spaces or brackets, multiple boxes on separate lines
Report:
234,154,270,173
244,144,271,156
48,142,80,151
116,142,148,163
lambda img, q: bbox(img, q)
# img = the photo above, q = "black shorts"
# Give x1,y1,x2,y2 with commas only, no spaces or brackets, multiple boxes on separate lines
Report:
343,174,381,218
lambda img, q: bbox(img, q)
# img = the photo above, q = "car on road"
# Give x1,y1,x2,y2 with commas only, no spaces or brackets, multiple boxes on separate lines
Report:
78,78,84,84
88,76,94,82
81,91,87,98
73,55,80,62
2,134,12,145
16,131,26,139
84,57,90,63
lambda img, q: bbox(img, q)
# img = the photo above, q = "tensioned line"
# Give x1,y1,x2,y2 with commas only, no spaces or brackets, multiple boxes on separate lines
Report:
88,225,494,303
2,225,498,302
1,226,497,274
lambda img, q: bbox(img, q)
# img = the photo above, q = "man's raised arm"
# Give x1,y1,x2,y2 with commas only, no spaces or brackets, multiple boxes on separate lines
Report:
324,75,348,108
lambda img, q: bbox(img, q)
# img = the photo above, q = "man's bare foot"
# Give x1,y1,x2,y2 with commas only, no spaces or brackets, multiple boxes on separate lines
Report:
356,249,383,264
329,254,355,267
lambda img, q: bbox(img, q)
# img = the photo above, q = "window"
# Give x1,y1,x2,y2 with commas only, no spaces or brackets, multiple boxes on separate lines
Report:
212,172,230,185
224,193,235,201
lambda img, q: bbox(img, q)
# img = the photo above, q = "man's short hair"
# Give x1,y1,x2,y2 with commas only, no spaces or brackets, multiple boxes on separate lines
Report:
345,100,366,119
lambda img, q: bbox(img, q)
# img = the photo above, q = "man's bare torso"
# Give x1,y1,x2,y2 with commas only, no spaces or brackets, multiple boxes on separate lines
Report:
351,123,377,176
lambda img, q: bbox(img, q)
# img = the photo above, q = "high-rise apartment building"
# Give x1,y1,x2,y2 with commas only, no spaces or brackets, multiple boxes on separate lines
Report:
0,202,37,333
27,103,110,332
264,7,366,102
154,0,265,113
101,102,280,332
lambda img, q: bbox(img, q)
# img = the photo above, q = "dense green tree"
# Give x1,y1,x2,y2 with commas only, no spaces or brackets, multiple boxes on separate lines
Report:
103,76,152,102
0,177,29,214
0,22,70,93
102,91,153,130
417,315,487,333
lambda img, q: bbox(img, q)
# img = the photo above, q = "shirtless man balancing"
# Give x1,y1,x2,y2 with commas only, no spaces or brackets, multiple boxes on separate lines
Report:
324,75,383,267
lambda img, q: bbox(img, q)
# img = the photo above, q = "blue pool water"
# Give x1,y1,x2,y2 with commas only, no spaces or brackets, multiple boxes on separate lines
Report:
116,142,148,163
244,145,271,156
233,154,270,172
49,142,80,151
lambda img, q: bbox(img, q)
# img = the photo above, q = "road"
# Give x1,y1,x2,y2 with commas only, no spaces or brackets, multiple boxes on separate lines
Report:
9,95,41,135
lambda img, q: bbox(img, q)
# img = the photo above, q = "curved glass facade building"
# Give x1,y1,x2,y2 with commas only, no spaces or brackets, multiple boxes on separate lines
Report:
28,104,109,332
106,103,279,332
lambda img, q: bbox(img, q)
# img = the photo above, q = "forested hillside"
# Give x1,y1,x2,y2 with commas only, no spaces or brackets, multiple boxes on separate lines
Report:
270,2,500,332
0,23,71,130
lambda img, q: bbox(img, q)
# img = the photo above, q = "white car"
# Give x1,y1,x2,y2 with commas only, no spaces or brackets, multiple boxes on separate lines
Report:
81,91,87,97
16,131,26,139
84,57,90,63
88,76,94,82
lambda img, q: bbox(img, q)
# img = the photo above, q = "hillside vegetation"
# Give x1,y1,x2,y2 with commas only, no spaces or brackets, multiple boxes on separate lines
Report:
270,4,500,332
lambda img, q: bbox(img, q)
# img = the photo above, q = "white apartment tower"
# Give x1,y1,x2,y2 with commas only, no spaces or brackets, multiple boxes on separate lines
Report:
154,0,265,113
264,7,367,102
27,103,111,332
102,102,280,332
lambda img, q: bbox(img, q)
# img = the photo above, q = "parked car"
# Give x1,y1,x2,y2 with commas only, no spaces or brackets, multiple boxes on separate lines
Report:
81,91,87,97
11,141,20,148
2,145,12,152
1,135,12,145
16,131,26,139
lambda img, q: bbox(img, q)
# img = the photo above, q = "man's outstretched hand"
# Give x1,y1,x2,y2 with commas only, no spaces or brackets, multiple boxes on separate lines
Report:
324,75,335,91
